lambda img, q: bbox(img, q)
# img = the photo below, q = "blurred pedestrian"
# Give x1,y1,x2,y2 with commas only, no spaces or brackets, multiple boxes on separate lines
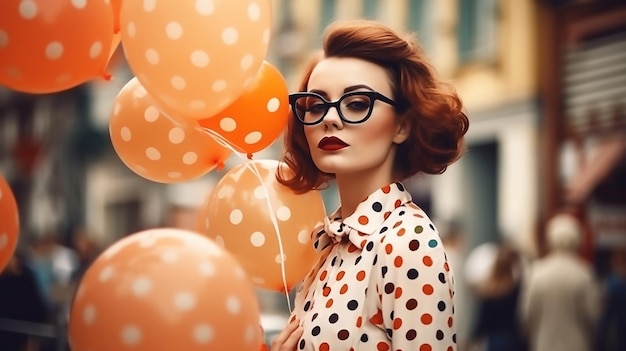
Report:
519,213,600,351
596,247,626,351
471,241,527,351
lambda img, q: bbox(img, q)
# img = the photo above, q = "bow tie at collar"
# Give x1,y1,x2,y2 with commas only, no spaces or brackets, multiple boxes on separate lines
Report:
324,217,350,241
312,216,371,252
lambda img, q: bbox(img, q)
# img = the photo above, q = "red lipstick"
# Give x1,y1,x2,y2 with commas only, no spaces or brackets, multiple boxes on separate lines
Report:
318,136,349,151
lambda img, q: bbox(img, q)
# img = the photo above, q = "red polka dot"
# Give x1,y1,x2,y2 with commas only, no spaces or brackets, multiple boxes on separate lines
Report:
356,316,363,327
413,213,424,218
444,262,450,271
419,344,432,351
336,271,345,280
397,228,406,236
326,299,333,308
340,284,349,294
447,347,454,351
370,309,383,324
348,244,358,253
385,244,393,254
323,287,331,296
395,287,403,298
382,185,391,193
394,256,403,267
384,211,391,219
393,221,402,228
358,215,369,225
377,342,390,351
394,199,402,208
393,318,403,329
320,270,327,281
320,342,330,351
359,240,367,249
447,316,454,327
421,313,433,325
423,284,434,295
423,256,433,266
356,271,366,281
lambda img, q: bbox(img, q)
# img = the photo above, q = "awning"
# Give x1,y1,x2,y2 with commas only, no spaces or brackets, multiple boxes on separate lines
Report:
565,135,626,204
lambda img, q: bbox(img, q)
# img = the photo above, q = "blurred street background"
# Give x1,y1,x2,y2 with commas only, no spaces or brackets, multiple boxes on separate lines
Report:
1,0,625,350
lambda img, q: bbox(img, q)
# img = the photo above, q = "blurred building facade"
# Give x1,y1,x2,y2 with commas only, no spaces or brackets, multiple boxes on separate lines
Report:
1,0,625,348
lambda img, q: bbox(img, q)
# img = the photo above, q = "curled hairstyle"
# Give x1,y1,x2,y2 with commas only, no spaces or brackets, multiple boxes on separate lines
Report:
278,20,469,193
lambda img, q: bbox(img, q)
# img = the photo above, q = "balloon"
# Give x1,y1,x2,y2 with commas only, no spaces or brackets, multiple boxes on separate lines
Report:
198,61,289,156
110,0,122,33
197,160,326,292
68,228,262,351
0,174,19,273
110,77,231,183
120,0,272,119
0,0,114,93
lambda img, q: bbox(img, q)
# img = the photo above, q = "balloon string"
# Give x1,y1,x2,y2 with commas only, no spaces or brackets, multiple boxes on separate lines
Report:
201,127,293,313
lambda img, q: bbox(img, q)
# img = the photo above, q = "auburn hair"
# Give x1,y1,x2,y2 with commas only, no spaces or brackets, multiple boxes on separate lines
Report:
277,19,469,193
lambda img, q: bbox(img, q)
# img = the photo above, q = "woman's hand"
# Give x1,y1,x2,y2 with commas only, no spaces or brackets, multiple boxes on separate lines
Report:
270,318,303,351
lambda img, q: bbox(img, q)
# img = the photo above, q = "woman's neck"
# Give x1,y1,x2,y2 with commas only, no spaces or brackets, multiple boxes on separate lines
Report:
335,166,397,219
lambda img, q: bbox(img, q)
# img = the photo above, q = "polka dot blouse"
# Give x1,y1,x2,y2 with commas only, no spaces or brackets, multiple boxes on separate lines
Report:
291,182,456,351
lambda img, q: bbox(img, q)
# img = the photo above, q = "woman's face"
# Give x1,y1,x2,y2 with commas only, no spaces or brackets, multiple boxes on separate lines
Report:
302,57,408,179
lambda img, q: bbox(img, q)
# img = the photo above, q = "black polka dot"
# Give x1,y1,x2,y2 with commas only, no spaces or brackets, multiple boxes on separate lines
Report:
366,242,374,251
380,226,388,233
453,334,457,343
361,334,369,342
389,311,395,320
409,239,420,251
406,329,417,340
406,299,418,310
338,329,350,340
339,259,344,267
386,328,393,338
372,202,383,212
331,256,337,266
347,300,358,310
299,339,306,349
384,282,395,294
399,210,405,216
311,313,318,321
329,313,339,324
381,266,388,278
407,268,419,279
304,301,311,311
429,223,435,231
355,256,362,264
436,330,444,340
373,254,378,265
438,301,447,311
312,326,321,336
396,183,405,191
439,272,446,283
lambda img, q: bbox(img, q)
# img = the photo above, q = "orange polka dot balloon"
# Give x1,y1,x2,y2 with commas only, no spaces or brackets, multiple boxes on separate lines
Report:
110,77,231,183
68,228,262,351
0,0,114,94
198,60,289,156
120,0,272,120
197,160,326,292
0,175,19,273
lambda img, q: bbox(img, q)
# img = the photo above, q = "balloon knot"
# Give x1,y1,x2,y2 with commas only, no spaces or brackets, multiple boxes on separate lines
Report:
102,72,112,81
216,161,225,170
247,153,254,160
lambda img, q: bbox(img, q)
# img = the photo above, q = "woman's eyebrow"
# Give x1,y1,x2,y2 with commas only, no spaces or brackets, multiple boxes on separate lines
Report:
344,84,374,93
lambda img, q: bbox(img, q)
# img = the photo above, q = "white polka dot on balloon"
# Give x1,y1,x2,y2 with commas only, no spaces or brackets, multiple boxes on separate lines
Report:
194,324,214,344
226,296,241,314
229,209,243,225
19,1,38,19
220,117,237,132
250,232,265,247
121,325,142,345
276,206,291,221
244,131,262,145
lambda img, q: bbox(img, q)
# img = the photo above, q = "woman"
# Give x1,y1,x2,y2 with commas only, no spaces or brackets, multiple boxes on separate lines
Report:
272,19,469,351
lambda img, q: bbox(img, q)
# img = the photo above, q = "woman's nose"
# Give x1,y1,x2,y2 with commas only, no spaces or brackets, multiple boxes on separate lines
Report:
321,105,344,130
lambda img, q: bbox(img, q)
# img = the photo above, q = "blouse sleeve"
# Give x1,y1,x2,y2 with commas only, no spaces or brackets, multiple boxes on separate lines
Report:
375,220,456,351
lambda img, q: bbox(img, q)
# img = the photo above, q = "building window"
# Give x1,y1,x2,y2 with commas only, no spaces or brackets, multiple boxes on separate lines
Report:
457,0,497,63
407,0,434,54
363,0,379,20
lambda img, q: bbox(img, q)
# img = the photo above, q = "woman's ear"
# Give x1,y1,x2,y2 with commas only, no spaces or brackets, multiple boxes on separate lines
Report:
393,116,410,144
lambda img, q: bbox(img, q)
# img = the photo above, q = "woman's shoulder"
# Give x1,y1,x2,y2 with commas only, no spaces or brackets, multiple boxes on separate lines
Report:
372,202,445,250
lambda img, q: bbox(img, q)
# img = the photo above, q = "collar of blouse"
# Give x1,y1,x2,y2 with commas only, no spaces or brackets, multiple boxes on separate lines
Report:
312,182,413,252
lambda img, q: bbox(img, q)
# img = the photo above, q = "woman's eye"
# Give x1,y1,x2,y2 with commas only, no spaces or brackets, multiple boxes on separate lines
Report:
309,104,326,114
346,100,370,111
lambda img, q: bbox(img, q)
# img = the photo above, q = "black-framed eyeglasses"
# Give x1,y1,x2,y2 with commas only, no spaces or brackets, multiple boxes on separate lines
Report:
289,91,396,125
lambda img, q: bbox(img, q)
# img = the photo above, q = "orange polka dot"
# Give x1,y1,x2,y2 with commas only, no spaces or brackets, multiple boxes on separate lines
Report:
323,287,331,296
385,244,393,254
370,309,383,324
393,318,403,330
423,256,433,266
393,221,402,228
326,299,333,308
377,342,390,351
320,342,330,351
419,345,432,351
358,215,369,225
413,213,424,218
397,228,406,236
444,262,450,272
384,211,391,219
394,199,402,208
360,240,367,249
356,316,363,327
421,313,433,325
395,287,403,298
382,185,391,193
337,271,346,280
423,284,434,295
356,271,366,281
348,244,358,253
447,347,454,351
340,284,349,294
320,270,327,281
447,316,454,327
394,256,403,267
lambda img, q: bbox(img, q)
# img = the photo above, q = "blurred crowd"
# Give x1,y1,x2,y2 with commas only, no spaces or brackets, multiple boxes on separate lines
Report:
0,230,102,351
